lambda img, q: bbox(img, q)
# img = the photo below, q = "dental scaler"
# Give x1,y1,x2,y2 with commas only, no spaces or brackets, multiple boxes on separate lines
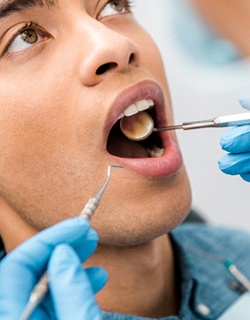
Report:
120,112,250,141
19,164,123,320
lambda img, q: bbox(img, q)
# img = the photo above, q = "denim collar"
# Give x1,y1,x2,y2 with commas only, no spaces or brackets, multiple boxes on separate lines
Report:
171,224,249,319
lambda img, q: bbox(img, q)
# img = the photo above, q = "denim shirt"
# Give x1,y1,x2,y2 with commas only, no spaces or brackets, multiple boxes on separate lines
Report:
102,224,250,320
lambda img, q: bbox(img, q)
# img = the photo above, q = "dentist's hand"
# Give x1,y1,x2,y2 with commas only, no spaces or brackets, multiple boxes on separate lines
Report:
0,217,107,320
218,97,250,182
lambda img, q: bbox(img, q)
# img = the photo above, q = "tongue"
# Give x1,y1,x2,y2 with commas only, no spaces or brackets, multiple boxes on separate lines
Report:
107,123,149,158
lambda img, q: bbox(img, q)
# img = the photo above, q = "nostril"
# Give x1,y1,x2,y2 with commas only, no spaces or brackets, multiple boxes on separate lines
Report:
96,62,117,75
128,53,135,64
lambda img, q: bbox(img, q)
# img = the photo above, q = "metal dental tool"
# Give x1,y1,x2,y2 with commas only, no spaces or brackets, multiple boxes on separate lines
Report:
154,112,250,132
120,112,250,141
19,164,123,320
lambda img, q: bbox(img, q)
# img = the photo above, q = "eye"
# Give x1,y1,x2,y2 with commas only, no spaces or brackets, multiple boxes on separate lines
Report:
99,0,132,19
4,22,49,55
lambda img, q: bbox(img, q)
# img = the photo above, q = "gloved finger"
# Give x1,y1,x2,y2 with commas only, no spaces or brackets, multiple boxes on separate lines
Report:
12,217,98,264
218,153,250,175
240,172,250,182
0,218,99,319
29,261,108,319
49,245,103,320
0,268,54,320
220,125,250,153
239,96,250,111
30,268,108,319
27,304,52,320
29,296,56,320
85,266,108,294
0,296,51,320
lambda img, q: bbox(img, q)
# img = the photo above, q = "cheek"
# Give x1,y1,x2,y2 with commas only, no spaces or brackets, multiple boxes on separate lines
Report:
0,72,108,230
0,63,89,160
133,27,167,78
139,36,174,122
130,25,172,110
116,19,168,85
0,86,67,160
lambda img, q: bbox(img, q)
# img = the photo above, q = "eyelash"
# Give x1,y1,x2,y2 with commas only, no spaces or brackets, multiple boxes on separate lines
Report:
3,21,48,56
121,0,134,11
1,0,135,56
102,0,134,15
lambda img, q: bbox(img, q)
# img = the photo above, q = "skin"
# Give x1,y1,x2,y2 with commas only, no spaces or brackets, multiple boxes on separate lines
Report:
192,0,250,57
0,0,191,317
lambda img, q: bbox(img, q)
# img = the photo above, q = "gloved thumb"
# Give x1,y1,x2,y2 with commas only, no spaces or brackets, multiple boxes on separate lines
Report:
239,95,250,111
48,244,106,320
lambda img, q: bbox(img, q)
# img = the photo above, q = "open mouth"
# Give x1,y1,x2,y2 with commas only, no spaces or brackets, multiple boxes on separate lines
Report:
107,99,165,158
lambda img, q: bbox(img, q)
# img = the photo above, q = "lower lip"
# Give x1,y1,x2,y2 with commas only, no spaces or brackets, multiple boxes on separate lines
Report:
109,133,183,178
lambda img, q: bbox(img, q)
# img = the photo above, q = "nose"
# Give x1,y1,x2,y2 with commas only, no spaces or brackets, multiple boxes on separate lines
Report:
79,21,141,86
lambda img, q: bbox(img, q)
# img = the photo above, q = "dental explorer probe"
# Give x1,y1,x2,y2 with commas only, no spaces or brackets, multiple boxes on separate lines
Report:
120,112,250,141
19,164,123,320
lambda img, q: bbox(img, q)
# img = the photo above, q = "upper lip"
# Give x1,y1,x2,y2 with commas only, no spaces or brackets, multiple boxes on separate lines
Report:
104,79,167,142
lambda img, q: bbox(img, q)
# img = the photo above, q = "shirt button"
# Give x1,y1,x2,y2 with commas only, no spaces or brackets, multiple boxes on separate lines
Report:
197,303,211,316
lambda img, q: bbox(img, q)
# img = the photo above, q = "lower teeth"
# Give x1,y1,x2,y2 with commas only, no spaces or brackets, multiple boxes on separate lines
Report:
147,146,164,158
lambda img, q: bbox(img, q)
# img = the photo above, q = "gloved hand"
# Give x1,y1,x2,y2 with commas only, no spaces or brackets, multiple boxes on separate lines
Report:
218,97,250,182
0,217,108,320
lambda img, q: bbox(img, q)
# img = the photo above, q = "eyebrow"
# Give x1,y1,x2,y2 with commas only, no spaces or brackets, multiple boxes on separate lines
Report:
0,0,57,19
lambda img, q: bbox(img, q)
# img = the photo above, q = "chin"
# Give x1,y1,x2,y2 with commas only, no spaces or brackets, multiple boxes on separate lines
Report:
96,213,187,247
93,184,191,247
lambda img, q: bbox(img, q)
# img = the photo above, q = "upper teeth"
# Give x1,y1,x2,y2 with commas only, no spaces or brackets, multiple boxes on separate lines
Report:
118,99,154,119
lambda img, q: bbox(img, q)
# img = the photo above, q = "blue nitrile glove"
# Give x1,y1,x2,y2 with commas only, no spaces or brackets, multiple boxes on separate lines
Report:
218,97,250,182
0,217,108,320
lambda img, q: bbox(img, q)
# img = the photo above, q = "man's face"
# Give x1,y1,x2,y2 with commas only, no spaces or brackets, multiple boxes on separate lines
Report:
0,0,191,247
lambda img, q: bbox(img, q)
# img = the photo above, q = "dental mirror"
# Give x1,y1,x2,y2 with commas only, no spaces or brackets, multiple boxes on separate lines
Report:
120,111,154,141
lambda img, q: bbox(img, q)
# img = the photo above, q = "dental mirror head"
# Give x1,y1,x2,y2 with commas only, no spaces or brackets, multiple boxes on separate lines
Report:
120,111,154,141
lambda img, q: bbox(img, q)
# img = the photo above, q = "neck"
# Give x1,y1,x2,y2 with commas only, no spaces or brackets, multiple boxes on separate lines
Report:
87,234,178,318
